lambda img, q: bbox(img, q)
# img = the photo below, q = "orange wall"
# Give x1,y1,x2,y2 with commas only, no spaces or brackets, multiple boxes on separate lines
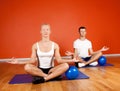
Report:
0,0,120,58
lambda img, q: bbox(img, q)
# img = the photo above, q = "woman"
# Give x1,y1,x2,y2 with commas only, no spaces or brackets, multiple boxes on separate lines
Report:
7,24,78,84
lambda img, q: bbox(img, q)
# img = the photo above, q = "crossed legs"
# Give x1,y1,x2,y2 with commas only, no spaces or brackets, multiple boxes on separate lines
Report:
78,52,102,67
84,52,102,65
24,63,69,82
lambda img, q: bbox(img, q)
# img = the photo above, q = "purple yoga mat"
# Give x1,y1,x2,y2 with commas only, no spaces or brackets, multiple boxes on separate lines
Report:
9,63,113,84
9,71,89,84
9,74,32,84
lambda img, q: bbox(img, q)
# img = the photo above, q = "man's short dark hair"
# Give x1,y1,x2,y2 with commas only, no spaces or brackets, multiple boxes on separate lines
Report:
78,26,86,33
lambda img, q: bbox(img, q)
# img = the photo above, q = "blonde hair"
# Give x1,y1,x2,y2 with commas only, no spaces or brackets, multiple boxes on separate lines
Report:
41,23,50,29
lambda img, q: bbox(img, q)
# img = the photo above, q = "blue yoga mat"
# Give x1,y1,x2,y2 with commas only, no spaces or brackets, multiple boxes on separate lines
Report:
82,63,113,68
9,71,89,84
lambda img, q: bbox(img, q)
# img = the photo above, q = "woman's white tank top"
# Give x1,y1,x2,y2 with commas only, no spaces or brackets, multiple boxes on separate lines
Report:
36,42,54,68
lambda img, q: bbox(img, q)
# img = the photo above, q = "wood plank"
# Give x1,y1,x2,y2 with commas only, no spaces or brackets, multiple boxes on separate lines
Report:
0,56,120,91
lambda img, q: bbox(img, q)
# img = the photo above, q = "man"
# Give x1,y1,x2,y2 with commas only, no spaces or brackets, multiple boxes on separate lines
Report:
66,26,109,67
7,24,78,84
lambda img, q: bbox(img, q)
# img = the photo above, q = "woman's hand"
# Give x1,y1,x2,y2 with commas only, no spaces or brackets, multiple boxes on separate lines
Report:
7,57,19,64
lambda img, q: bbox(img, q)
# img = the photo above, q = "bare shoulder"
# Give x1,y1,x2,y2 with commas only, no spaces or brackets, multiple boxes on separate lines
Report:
53,41,59,49
32,42,38,50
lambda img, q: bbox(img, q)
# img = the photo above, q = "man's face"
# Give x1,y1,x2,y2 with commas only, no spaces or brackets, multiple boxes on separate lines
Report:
40,25,51,37
80,29,86,37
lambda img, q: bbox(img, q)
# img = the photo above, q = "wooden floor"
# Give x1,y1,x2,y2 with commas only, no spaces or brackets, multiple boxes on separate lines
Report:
0,56,120,91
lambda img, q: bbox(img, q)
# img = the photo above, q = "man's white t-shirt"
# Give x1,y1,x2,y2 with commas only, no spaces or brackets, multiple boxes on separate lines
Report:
73,39,92,58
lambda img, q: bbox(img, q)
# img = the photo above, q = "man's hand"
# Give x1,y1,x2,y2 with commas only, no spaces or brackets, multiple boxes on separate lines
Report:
101,46,109,51
65,51,74,56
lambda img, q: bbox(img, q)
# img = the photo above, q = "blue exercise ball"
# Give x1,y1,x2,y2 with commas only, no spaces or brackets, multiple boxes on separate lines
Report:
98,56,107,66
65,66,79,80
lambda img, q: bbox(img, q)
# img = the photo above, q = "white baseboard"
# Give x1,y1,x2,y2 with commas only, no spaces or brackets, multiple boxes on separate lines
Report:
103,54,120,57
